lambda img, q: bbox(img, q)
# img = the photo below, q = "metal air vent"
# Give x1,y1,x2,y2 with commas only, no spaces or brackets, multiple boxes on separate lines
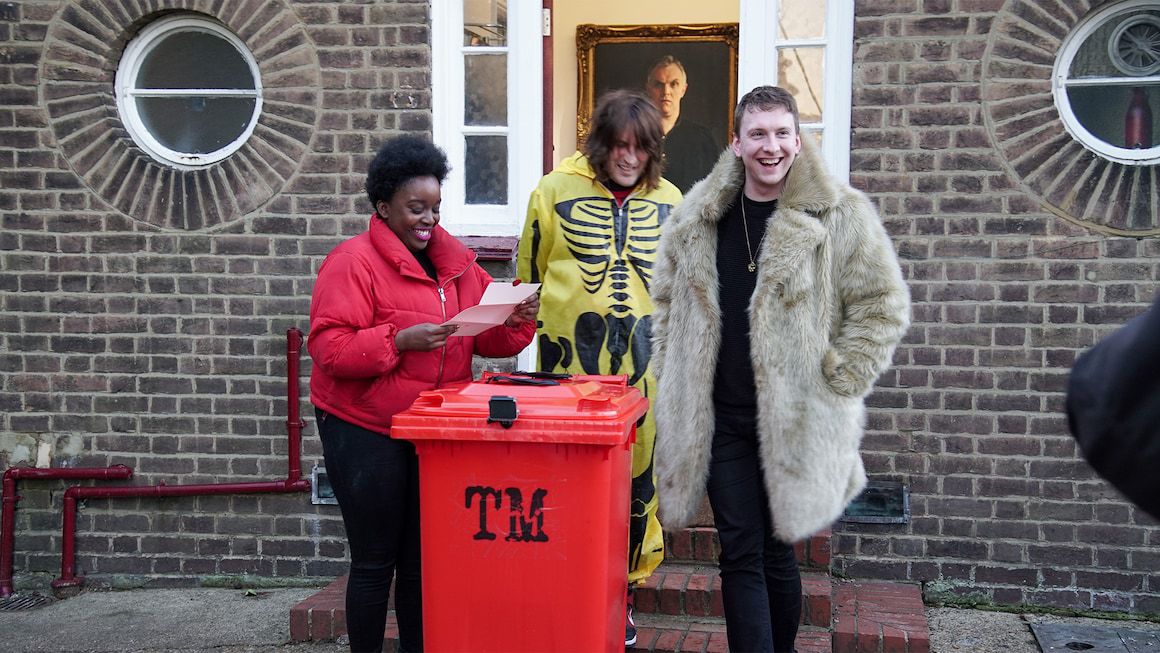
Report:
841,481,909,524
1109,14,1160,76
310,465,338,506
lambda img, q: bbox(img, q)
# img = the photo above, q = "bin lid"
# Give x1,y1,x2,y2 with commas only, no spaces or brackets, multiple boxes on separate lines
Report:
391,372,649,444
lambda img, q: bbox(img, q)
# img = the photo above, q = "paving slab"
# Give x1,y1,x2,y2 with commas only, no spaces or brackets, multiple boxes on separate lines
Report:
1032,622,1160,653
929,607,1160,653
0,587,346,653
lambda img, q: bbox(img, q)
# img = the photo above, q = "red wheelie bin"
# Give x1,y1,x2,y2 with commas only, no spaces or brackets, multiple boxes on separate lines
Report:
391,371,647,652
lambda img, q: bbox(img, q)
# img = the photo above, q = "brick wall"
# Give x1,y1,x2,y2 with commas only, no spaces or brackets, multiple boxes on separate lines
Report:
0,0,442,590
844,0,1159,616
2,0,1158,616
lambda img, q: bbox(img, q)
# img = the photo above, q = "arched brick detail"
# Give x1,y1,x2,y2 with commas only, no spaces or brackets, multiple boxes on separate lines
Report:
983,0,1160,236
41,0,321,231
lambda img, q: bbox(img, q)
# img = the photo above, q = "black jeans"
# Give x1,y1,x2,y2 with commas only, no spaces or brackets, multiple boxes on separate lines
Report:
318,409,423,653
707,407,802,653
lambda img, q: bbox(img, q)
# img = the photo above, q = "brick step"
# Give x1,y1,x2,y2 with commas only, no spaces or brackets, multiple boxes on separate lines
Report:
833,579,930,653
635,563,833,628
291,575,930,653
664,527,832,570
631,614,831,653
291,575,366,644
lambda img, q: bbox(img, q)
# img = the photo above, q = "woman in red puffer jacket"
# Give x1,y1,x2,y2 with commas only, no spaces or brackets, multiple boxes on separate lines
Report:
309,135,537,653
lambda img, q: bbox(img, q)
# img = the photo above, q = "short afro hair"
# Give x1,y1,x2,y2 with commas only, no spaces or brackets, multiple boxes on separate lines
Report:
365,135,450,209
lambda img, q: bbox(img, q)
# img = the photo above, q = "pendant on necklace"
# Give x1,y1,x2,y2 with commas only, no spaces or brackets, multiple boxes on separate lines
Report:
747,262,757,273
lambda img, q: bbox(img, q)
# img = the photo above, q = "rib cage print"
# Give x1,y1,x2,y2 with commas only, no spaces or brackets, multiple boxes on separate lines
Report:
553,196,669,383
556,196,666,312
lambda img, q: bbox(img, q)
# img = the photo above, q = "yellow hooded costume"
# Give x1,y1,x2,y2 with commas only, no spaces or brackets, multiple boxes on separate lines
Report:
518,152,682,583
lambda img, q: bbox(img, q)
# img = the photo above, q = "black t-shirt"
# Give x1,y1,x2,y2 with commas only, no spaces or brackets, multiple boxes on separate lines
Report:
712,192,778,410
662,118,721,193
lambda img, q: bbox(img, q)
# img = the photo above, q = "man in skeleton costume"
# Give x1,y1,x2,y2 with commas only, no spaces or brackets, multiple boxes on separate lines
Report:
518,90,682,648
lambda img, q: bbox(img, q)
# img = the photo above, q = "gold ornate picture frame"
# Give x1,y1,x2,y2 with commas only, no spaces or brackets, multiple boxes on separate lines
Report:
576,23,739,145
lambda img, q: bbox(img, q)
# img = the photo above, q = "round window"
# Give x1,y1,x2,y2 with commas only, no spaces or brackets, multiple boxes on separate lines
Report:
116,14,262,169
1054,0,1160,164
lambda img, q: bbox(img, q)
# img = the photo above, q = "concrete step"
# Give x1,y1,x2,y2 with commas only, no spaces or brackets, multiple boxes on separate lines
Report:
634,563,833,628
664,527,832,570
631,613,831,652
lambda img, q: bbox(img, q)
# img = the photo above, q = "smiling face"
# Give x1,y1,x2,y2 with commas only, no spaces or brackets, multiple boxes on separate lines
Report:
646,63,688,120
731,106,801,201
603,128,649,188
377,174,441,252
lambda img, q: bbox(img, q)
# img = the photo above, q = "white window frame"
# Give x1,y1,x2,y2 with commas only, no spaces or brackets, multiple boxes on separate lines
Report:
432,2,543,237
1053,0,1160,165
115,14,262,170
738,0,854,181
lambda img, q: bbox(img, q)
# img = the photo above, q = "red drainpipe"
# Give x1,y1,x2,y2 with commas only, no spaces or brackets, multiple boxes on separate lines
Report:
1,465,134,598
285,326,306,482
50,327,312,595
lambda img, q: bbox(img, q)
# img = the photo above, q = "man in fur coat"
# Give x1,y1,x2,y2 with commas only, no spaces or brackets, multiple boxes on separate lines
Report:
651,86,910,652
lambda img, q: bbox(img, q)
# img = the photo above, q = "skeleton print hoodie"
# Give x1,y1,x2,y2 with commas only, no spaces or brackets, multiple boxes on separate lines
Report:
517,152,682,583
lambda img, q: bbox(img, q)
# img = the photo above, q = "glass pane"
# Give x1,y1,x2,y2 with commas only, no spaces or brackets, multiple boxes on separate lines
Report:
1068,83,1159,149
137,96,256,153
463,0,507,47
138,31,254,90
465,135,508,204
778,0,826,39
465,53,507,126
1071,9,1160,78
778,47,825,123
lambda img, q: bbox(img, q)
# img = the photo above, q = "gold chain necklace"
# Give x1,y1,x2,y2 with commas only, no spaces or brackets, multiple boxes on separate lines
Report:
740,196,765,273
